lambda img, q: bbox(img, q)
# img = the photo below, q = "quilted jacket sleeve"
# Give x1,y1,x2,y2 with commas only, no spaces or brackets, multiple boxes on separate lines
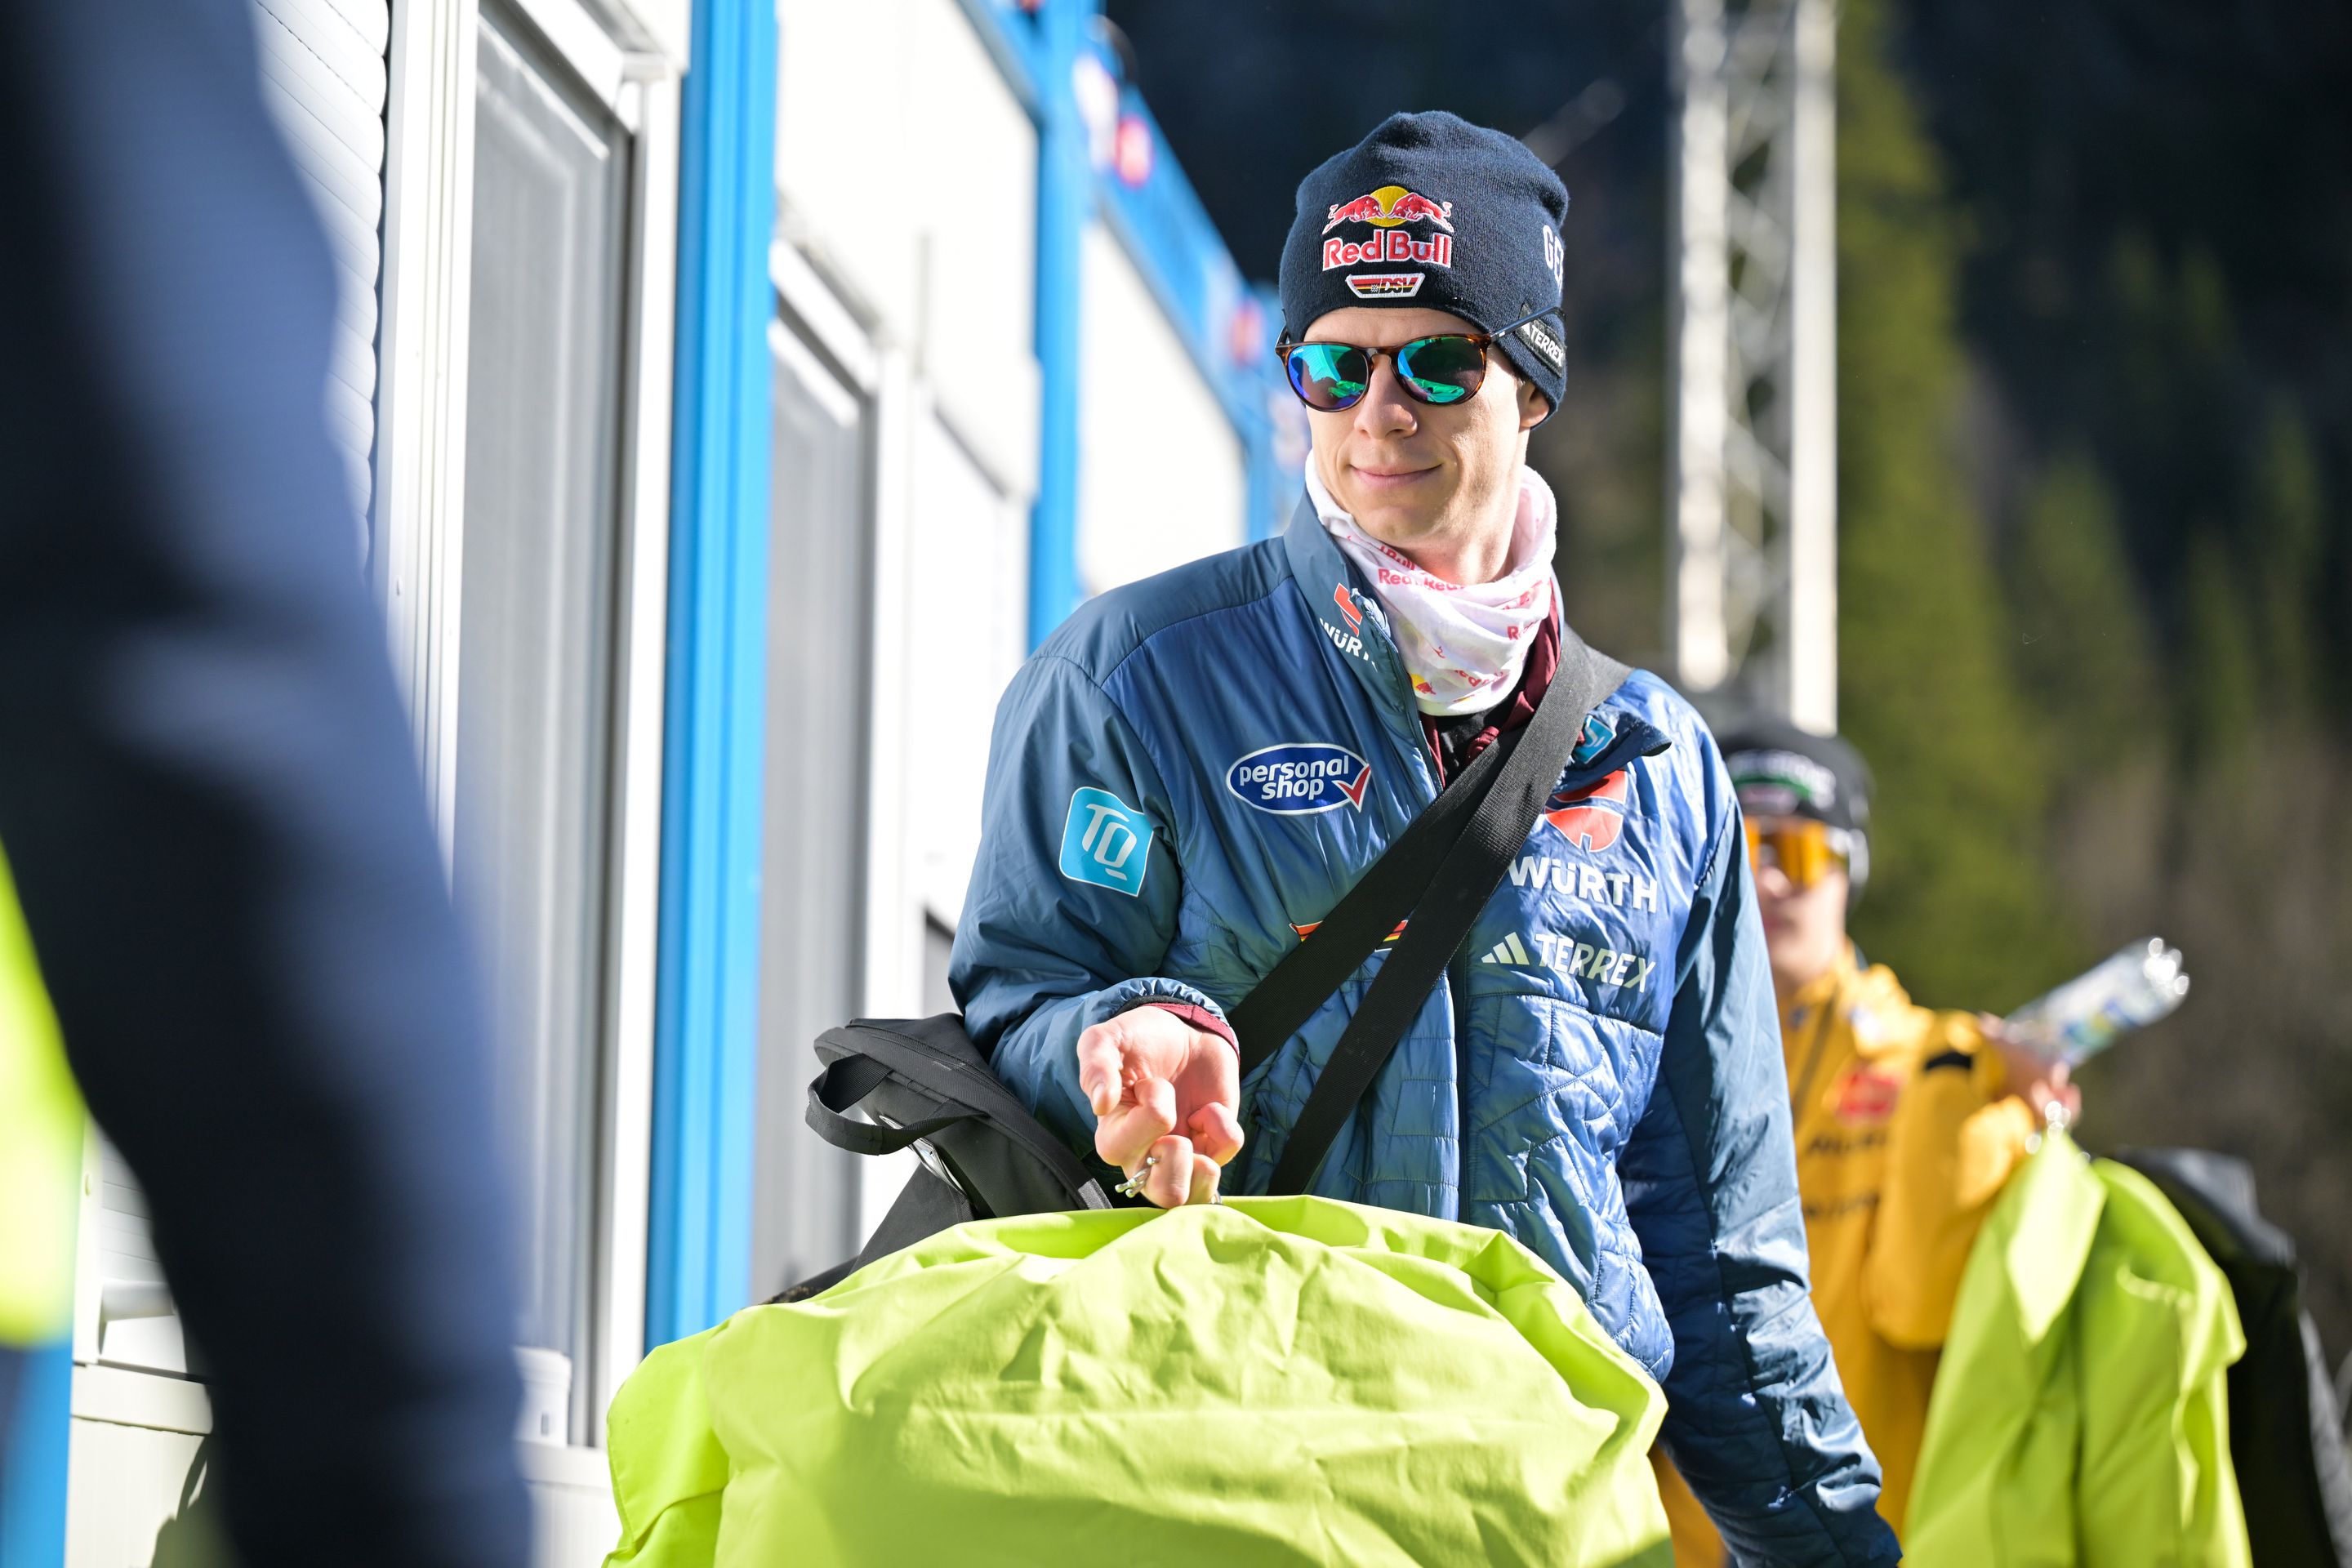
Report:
1620,816,1903,1565
951,653,1227,1159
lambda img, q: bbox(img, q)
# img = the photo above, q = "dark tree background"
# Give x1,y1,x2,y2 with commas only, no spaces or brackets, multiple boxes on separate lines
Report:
1109,0,2352,1354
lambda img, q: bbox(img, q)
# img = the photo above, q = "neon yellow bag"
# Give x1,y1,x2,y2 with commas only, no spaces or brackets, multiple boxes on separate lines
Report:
0,847,82,1348
605,1196,1669,1568
1906,1130,2251,1566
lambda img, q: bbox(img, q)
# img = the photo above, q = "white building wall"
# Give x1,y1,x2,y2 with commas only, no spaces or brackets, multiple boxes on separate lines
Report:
775,0,1040,496
767,0,1045,1248
1076,220,1247,595
906,412,1031,933
773,0,1040,1019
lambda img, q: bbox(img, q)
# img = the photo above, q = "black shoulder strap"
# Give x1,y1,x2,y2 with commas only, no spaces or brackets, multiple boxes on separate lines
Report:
1225,702,1513,1075
1261,630,1630,1196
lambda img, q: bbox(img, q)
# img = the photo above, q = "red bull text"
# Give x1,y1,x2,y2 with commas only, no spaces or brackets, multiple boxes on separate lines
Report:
1324,230,1455,272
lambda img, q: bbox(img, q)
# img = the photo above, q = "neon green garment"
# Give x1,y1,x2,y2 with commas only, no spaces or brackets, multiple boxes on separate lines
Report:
0,846,82,1346
1905,1129,2251,1567
605,1196,1670,1568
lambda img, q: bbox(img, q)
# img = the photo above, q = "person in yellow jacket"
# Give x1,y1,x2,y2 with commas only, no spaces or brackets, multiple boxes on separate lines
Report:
1651,720,2081,1560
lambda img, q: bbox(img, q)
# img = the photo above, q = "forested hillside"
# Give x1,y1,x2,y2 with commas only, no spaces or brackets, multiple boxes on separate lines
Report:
1891,0,2352,1345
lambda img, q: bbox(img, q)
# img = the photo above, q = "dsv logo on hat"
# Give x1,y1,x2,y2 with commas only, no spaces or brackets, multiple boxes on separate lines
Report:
1542,769,1633,853
1227,743,1374,815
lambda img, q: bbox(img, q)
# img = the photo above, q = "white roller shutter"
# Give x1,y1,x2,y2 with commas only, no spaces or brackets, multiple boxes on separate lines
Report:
252,0,391,523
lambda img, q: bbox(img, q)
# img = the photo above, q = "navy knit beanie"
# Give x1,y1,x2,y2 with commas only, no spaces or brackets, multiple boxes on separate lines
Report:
1279,110,1570,419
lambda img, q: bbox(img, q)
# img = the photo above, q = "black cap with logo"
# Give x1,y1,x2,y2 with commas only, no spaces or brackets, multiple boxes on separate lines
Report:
1720,718,1874,902
1718,718,1873,836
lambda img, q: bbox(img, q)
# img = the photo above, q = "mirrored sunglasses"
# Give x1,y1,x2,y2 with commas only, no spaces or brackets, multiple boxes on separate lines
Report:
1277,332,1494,412
1744,818,1854,890
1275,306,1560,413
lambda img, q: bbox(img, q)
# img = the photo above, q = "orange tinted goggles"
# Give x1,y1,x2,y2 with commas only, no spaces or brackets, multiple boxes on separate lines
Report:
1744,818,1851,889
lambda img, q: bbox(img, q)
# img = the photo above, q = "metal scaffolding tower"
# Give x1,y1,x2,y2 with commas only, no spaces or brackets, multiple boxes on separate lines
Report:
1668,0,1838,732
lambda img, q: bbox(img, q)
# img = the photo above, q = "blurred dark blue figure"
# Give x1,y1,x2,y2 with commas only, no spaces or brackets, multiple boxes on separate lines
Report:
0,2,529,1565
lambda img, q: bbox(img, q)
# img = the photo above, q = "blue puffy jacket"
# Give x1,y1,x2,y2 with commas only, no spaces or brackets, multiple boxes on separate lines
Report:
951,507,1900,1564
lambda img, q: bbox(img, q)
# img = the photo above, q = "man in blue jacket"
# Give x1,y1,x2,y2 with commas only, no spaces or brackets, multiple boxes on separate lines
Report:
953,111,1899,1563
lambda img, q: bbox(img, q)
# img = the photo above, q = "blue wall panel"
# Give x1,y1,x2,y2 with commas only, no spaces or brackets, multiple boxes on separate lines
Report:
1027,0,1092,649
647,0,778,1350
0,1340,70,1568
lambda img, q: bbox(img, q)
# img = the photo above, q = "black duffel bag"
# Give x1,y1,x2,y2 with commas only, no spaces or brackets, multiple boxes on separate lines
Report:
2118,1146,2352,1567
773,1013,1115,1301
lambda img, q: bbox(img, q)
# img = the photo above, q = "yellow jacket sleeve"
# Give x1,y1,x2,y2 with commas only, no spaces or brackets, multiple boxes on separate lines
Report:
1864,1011,2035,1351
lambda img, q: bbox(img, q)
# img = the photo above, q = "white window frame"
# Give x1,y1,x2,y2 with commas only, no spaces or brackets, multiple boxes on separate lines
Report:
771,229,1035,1244
768,240,916,1238
374,0,681,1451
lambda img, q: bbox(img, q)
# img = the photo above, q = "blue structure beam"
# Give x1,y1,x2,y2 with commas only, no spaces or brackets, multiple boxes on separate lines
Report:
0,1340,70,1568
1027,0,1093,649
647,0,777,1349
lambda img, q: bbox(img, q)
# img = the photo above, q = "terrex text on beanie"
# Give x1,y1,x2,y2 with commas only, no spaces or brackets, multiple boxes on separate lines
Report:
1279,110,1570,419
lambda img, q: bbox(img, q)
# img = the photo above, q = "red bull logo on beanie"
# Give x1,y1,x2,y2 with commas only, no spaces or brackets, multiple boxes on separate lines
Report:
1322,185,1458,273
1227,743,1374,815
1324,185,1455,234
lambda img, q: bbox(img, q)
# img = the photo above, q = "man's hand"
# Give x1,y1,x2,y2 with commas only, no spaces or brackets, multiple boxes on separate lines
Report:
1076,1007,1245,1207
1979,1015,2082,1129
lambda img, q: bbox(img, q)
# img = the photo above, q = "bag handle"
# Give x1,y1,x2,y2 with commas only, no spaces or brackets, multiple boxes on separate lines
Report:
805,1054,976,1156
1263,630,1630,1196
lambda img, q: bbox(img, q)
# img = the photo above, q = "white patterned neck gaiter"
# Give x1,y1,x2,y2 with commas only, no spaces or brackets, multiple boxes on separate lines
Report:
1306,458,1559,717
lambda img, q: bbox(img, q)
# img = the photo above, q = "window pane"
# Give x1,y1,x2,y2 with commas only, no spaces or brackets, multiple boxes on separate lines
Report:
906,413,1027,924
752,332,868,1299
456,8,628,1442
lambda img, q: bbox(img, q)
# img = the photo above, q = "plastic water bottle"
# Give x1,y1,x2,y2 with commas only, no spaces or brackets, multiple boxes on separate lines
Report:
2004,938,2190,1065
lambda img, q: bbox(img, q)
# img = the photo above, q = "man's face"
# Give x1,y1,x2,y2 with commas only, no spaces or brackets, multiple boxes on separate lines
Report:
1749,813,1849,997
1303,306,1548,575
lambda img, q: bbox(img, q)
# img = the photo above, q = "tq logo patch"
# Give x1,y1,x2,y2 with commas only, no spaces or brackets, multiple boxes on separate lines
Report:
1058,786,1153,896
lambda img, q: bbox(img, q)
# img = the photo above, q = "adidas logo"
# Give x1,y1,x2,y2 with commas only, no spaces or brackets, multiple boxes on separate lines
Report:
1480,932,1536,967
